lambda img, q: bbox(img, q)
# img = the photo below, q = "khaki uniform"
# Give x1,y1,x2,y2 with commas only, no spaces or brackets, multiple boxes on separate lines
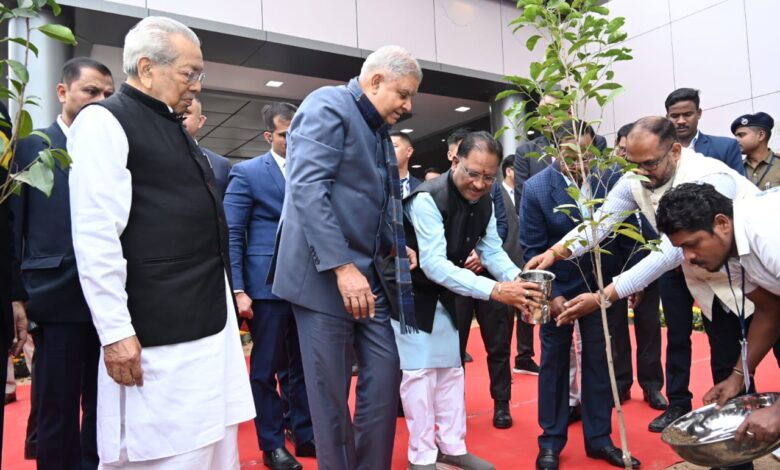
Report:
743,149,780,189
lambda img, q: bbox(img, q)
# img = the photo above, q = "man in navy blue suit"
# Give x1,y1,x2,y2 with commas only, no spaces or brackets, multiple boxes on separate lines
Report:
390,130,421,197
648,87,748,432
224,101,313,470
521,121,640,470
11,57,113,470
182,96,231,197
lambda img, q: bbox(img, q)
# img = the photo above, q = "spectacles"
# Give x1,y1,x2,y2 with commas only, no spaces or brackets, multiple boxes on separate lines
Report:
180,70,206,84
460,163,497,184
628,143,674,170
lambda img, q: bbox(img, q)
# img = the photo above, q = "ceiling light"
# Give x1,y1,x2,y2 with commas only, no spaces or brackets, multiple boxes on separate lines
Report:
265,80,284,88
455,106,471,112
400,129,413,133
411,164,422,169
527,130,534,135
441,139,446,142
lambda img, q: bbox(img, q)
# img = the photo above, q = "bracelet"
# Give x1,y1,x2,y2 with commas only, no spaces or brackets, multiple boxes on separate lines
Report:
733,367,744,377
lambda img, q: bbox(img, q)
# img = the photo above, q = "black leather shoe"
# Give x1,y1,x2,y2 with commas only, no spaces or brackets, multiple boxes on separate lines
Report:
586,445,641,468
493,400,513,429
464,352,474,363
648,405,689,432
643,389,668,410
536,449,559,470
263,448,302,470
568,404,582,425
295,439,316,458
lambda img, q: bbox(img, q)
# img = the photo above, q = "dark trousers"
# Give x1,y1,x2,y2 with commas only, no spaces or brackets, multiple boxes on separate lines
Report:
514,309,536,364
25,327,39,458
454,295,512,401
659,269,695,409
607,282,664,393
293,290,399,470
0,337,8,466
34,321,100,470
538,307,613,453
249,299,313,451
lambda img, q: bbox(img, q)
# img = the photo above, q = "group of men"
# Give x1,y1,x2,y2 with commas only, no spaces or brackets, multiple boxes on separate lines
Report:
1,12,779,470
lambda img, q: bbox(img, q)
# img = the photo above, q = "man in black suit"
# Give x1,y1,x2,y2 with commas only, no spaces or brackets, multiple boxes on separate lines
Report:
11,57,113,470
182,96,232,197
1,101,29,467
390,130,421,197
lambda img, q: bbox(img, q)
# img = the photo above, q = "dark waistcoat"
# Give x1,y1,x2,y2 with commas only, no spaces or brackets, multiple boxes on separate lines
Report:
403,171,492,333
96,84,231,347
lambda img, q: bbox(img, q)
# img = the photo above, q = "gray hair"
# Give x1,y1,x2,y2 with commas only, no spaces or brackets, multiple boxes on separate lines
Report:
122,16,201,77
359,45,422,83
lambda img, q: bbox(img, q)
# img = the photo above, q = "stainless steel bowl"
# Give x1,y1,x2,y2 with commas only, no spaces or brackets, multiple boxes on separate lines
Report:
661,392,780,467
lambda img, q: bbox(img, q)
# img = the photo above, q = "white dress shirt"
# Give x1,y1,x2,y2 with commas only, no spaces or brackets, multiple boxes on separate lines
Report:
68,105,254,463
733,189,780,296
56,114,70,138
502,181,514,207
271,149,285,178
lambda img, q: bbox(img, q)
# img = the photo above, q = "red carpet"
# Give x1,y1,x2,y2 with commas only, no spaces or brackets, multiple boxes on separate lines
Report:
3,326,779,469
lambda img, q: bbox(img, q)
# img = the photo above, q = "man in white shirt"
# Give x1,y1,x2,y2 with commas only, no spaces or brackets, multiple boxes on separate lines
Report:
654,184,780,451
68,16,254,469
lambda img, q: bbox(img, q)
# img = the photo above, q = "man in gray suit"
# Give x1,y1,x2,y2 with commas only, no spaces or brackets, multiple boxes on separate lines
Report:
271,45,422,470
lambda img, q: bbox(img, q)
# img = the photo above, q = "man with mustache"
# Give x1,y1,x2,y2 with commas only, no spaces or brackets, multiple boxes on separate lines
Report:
525,117,760,448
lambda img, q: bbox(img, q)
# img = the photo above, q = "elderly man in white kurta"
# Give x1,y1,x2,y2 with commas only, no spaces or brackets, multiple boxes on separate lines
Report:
68,17,254,469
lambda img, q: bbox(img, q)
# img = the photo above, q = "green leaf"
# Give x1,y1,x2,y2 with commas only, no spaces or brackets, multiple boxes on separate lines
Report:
495,89,521,101
616,228,646,244
30,130,52,146
1,37,39,56
37,148,56,168
523,5,539,22
529,62,543,80
18,109,33,139
494,125,509,140
591,5,609,16
46,0,62,16
50,148,71,170
7,59,29,83
36,24,76,45
566,185,581,201
526,34,542,51
13,160,54,197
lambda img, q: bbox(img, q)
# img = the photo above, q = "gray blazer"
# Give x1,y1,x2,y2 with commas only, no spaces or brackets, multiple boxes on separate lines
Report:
270,79,394,317
499,185,523,267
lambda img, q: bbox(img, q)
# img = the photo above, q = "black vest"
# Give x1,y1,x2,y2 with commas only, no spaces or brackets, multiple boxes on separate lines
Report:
97,84,230,347
403,171,492,333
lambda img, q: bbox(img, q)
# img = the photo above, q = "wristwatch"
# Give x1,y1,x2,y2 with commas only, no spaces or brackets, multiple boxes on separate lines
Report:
595,293,612,309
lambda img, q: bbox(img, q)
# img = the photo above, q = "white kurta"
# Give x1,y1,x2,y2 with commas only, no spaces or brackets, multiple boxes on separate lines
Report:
68,104,255,463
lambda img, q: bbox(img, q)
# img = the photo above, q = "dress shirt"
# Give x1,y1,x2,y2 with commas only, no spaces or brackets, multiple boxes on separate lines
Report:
733,189,780,296
56,114,70,139
271,149,286,178
405,192,520,300
502,181,515,206
688,130,700,149
68,105,254,462
743,150,780,190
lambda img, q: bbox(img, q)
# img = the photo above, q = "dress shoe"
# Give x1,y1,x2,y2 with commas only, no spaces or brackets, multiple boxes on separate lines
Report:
294,439,315,458
4,392,16,405
568,404,582,424
648,405,689,433
263,447,302,470
513,358,540,375
493,400,513,429
464,352,474,363
536,449,559,470
437,451,495,470
643,389,668,410
586,445,641,468
408,463,436,470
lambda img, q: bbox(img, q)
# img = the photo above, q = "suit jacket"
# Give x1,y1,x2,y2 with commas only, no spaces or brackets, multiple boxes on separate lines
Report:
271,79,395,317
201,147,231,198
694,132,744,176
11,122,91,323
224,152,285,300
520,165,627,300
408,175,422,194
498,185,523,267
513,134,607,204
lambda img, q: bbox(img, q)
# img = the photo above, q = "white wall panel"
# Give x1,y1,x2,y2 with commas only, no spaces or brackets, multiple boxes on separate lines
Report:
752,92,780,149
104,0,146,7
744,0,780,97
263,0,357,48
669,0,727,21
500,1,546,77
698,99,753,138
149,0,262,30
434,0,503,74
612,26,674,128
608,0,670,39
671,0,750,109
356,0,437,62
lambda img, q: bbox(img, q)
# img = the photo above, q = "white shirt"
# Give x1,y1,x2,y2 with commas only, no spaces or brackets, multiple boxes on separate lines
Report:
688,130,700,149
733,189,780,296
56,114,70,138
68,104,254,463
271,149,285,178
502,181,514,206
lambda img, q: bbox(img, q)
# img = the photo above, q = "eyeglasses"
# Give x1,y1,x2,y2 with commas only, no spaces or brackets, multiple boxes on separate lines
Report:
628,143,674,170
180,70,206,84
460,163,497,184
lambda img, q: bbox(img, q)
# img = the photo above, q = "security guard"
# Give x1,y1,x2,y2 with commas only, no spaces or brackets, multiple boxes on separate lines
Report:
732,112,779,190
